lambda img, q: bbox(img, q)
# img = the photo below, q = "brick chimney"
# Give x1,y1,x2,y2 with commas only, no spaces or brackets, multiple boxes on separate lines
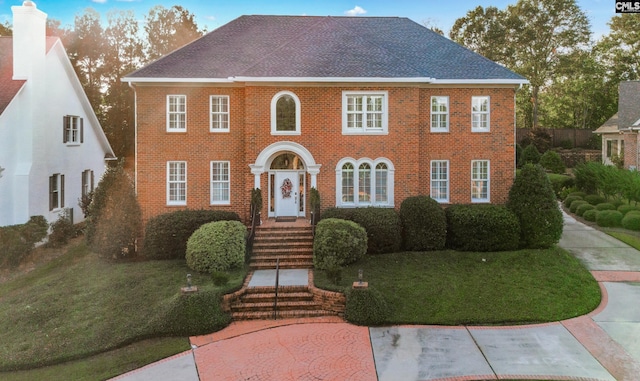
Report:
11,1,47,80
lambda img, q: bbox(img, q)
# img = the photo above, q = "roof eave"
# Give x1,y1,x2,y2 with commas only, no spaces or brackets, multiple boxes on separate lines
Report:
122,76,528,85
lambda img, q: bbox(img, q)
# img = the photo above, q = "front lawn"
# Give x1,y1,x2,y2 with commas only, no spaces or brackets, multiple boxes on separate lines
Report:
315,247,601,325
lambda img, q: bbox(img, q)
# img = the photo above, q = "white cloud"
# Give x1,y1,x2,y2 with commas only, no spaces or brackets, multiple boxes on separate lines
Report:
91,0,107,4
345,5,367,16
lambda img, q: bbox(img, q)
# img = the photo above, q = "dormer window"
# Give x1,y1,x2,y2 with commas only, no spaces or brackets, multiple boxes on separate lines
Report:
63,115,83,144
271,91,301,135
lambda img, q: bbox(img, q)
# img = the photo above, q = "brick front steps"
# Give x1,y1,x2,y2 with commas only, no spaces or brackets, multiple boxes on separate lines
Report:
249,225,313,270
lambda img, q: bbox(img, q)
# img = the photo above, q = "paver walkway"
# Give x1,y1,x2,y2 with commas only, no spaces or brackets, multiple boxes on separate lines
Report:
113,210,640,381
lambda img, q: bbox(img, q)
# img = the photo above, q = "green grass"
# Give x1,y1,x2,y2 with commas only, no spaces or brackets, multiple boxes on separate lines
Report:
607,231,640,250
316,247,601,325
0,240,246,375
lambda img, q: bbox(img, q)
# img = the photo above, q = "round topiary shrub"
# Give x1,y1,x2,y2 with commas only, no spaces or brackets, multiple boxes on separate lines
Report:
352,207,402,255
186,220,246,273
569,200,589,214
583,209,598,222
610,199,625,208
563,195,583,208
507,164,563,249
344,286,390,326
313,218,367,270
521,144,541,165
584,194,606,205
618,205,639,215
445,204,520,252
539,150,565,174
596,210,624,228
622,212,640,231
400,196,446,251
576,203,595,217
596,203,616,211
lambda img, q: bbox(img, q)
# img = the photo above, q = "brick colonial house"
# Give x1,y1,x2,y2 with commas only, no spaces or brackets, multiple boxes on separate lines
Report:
123,15,527,224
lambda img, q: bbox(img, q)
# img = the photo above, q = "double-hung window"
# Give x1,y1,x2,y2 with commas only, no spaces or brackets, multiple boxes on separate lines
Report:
210,96,229,132
430,160,449,203
343,91,388,134
63,116,83,144
167,161,186,205
49,173,64,210
81,169,94,196
210,161,230,204
471,160,490,202
431,96,449,132
472,96,490,132
167,95,186,132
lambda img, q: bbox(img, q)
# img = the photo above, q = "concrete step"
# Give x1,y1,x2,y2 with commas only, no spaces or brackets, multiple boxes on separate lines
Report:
241,291,314,303
250,261,313,270
231,309,337,320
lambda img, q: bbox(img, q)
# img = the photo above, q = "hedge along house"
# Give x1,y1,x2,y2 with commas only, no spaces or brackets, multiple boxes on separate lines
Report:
123,15,527,225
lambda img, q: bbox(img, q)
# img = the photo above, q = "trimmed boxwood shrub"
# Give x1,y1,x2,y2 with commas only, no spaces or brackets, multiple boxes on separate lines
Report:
596,210,624,227
583,209,598,222
153,290,231,336
507,164,563,249
351,208,402,255
313,218,367,270
539,150,565,174
584,194,606,205
622,212,640,231
400,196,446,251
569,191,587,198
563,195,583,208
186,221,246,273
320,207,355,221
143,209,241,260
610,199,625,208
521,144,541,165
618,205,639,215
344,286,390,326
576,203,596,217
596,203,616,211
569,200,589,214
0,216,48,268
445,204,520,252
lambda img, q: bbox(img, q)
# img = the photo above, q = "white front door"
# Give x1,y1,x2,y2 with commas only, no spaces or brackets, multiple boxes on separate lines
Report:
275,171,299,217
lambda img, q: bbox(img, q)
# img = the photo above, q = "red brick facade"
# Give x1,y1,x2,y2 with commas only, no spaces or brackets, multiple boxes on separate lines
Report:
134,83,517,224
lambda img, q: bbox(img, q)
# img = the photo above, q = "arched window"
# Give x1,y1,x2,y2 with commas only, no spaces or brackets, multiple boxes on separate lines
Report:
335,158,394,207
375,163,388,203
341,163,354,203
271,91,301,135
358,163,371,203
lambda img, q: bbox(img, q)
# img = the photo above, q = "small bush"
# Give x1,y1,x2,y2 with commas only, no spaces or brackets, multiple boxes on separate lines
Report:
521,144,541,165
153,290,231,336
596,210,624,227
47,209,76,248
186,221,246,273
445,204,520,251
563,195,583,208
569,191,587,198
344,286,390,326
569,200,589,214
539,150,565,174
583,209,598,222
313,218,367,270
584,194,606,205
143,210,241,260
352,207,402,255
621,212,640,231
575,203,595,217
0,216,48,268
618,205,639,215
596,203,616,211
610,199,625,208
400,196,447,251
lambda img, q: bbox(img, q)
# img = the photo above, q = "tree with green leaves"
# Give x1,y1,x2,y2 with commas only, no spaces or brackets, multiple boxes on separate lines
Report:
144,5,203,62
0,21,12,36
450,6,510,63
596,13,640,82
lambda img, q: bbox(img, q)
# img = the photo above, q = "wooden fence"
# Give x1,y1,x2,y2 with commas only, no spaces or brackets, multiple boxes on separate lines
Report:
516,128,595,148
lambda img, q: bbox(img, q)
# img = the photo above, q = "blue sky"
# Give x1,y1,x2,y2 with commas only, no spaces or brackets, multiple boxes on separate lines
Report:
0,0,616,39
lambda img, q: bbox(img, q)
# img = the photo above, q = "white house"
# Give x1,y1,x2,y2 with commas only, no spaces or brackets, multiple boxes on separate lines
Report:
0,1,114,227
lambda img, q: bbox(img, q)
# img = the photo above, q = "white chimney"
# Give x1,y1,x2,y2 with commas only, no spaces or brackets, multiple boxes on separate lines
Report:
11,1,47,80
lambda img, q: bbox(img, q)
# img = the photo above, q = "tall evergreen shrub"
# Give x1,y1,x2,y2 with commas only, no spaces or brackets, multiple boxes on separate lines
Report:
400,196,446,251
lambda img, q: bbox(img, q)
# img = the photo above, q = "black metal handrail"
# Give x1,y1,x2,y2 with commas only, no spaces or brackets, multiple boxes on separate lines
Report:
245,204,259,264
273,258,280,320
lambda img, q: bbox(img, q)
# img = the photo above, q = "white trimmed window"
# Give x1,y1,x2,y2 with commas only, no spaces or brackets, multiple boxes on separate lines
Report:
430,160,449,203
342,91,388,134
471,160,490,202
336,158,394,207
271,91,301,135
210,96,229,132
63,116,83,144
49,173,64,210
167,95,186,132
431,96,449,132
210,161,230,204
81,169,94,196
472,96,490,132
167,161,186,205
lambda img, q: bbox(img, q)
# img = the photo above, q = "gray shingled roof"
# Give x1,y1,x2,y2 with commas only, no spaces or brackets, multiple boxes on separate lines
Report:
125,15,526,82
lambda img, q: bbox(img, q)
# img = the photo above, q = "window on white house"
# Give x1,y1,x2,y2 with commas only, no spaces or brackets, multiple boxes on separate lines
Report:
167,161,186,205
49,173,64,210
471,160,490,202
431,96,449,132
430,160,449,203
167,95,186,132
81,169,94,197
343,92,388,134
337,158,393,206
63,116,83,144
271,91,301,135
210,161,230,204
210,96,229,132
472,96,490,132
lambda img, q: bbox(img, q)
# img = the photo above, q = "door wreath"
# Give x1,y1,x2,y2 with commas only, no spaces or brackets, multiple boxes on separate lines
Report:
281,178,293,199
